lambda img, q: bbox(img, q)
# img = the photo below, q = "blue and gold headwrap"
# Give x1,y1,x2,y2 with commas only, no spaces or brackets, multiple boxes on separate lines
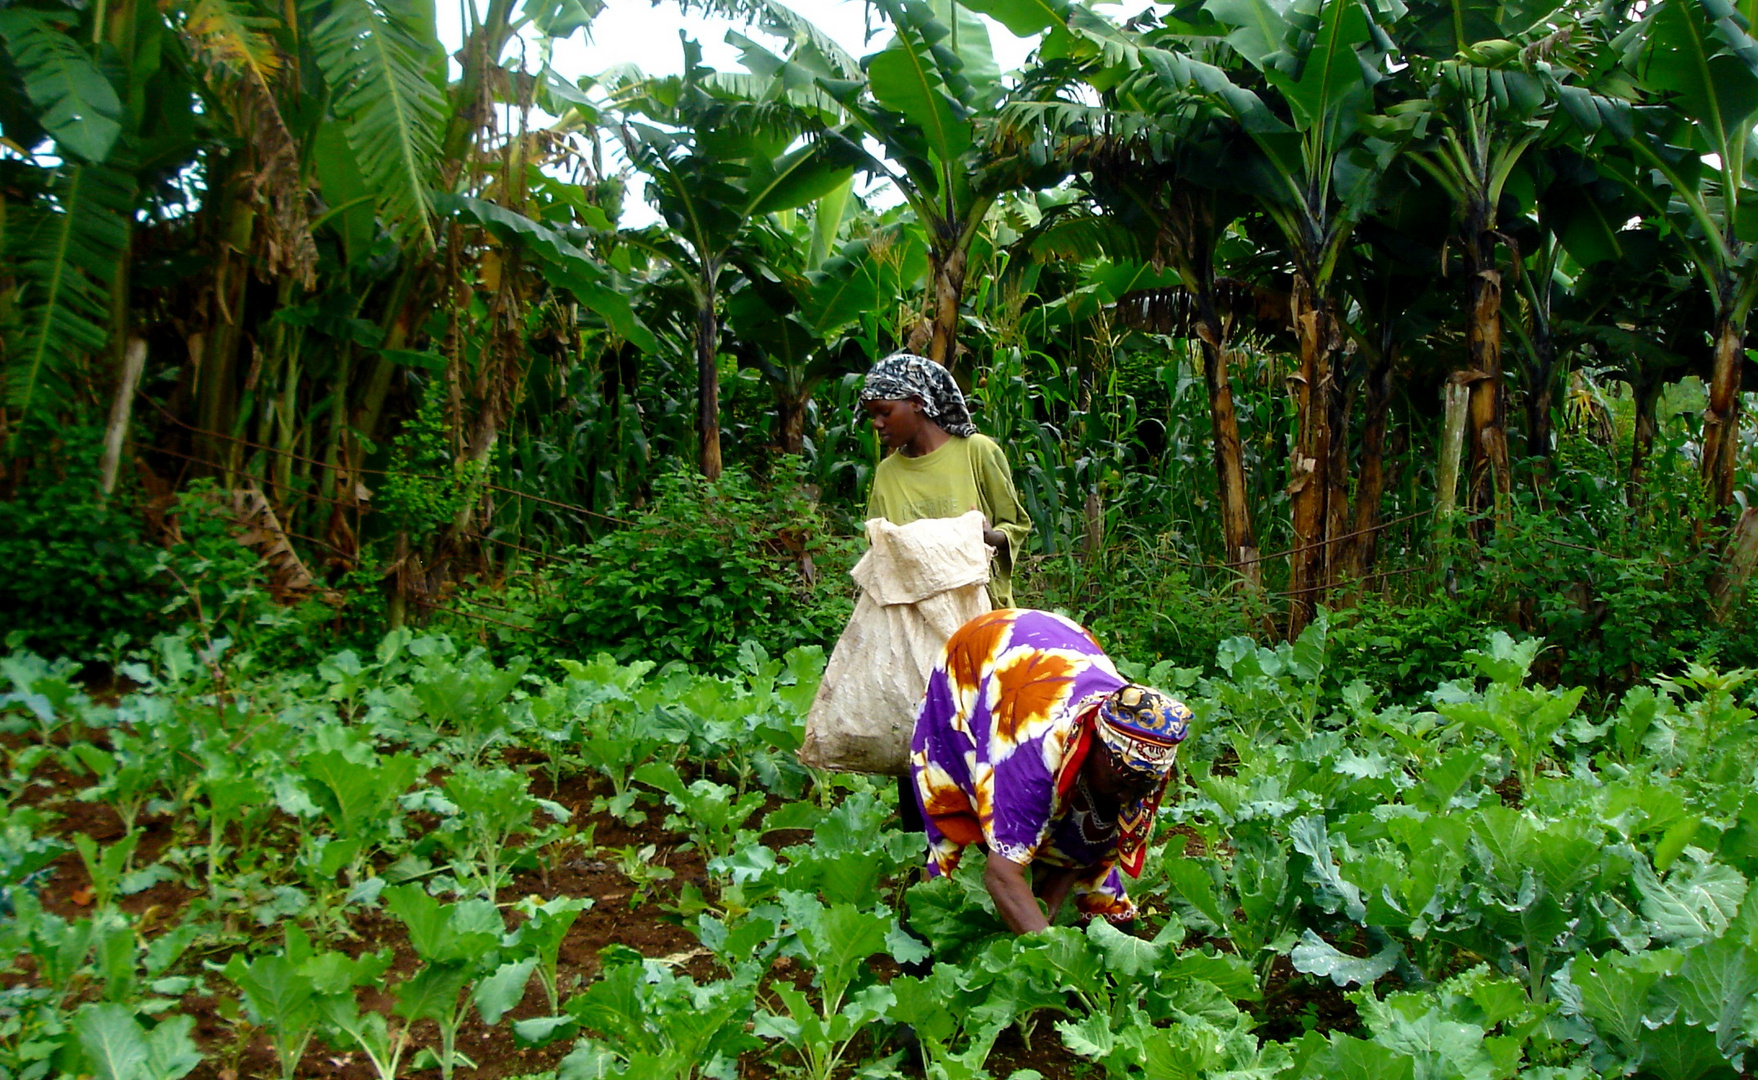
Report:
1093,685,1191,777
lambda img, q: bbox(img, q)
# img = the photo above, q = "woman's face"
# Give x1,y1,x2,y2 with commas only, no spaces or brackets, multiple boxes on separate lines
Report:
865,397,929,449
1085,742,1163,804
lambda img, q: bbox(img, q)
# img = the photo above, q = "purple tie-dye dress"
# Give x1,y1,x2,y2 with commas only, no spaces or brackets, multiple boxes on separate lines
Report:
908,608,1142,923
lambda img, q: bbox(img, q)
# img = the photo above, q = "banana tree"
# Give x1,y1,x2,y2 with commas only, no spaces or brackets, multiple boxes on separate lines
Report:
0,1,145,451
2,0,648,587
1612,0,1758,511
1334,183,1454,577
1507,144,1644,470
818,0,1049,367
1140,0,1413,632
915,0,1272,579
1538,152,1699,500
1562,267,1698,496
720,181,929,457
611,43,860,478
1017,104,1267,584
1402,44,1554,525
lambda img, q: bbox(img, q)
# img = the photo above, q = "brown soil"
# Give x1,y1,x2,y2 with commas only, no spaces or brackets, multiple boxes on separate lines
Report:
11,757,728,1080
1253,952,1364,1043
984,1022,1098,1080
1163,822,1211,859
1493,772,1524,809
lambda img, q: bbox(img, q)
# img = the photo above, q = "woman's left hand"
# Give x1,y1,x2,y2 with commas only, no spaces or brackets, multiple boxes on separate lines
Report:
977,514,1005,552
1033,864,1080,923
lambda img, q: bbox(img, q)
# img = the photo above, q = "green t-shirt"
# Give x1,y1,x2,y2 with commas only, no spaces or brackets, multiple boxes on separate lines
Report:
865,433,1033,607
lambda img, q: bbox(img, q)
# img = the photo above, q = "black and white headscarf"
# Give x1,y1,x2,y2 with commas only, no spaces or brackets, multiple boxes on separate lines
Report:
857,353,978,438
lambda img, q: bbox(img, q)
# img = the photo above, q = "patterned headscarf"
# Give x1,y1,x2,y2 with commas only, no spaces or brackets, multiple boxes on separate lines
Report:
857,353,979,438
1090,684,1191,879
1094,685,1191,778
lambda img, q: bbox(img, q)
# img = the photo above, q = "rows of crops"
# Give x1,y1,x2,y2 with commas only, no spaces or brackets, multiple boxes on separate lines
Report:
2,624,1756,1080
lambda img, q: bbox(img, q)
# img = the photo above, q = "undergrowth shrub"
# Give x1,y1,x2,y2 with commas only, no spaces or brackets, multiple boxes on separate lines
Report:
0,441,342,667
1016,456,1758,709
1320,492,1758,705
1461,478,1758,698
1,442,165,658
541,467,857,668
1019,538,1263,670
1323,595,1489,704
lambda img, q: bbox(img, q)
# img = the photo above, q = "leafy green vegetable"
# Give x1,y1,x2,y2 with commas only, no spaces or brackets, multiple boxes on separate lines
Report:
513,895,593,1012
66,1004,200,1080
383,885,521,1080
225,926,391,1080
533,953,759,1080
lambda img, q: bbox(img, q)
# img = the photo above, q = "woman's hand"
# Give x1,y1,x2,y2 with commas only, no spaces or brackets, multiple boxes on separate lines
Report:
1033,864,1080,923
984,853,1050,934
977,513,1006,553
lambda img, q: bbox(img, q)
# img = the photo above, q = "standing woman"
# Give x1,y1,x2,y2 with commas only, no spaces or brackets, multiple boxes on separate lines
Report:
857,353,1032,828
859,354,1032,609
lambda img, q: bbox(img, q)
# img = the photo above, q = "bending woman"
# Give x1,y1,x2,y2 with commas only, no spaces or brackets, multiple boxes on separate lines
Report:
859,353,1032,608
911,608,1192,931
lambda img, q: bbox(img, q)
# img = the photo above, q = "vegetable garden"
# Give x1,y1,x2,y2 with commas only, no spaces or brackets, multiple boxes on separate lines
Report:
7,0,1758,1074
3,616,1757,1080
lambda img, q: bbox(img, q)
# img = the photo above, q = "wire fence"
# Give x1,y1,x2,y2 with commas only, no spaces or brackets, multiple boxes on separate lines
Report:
135,396,628,573
138,393,632,526
130,395,1451,632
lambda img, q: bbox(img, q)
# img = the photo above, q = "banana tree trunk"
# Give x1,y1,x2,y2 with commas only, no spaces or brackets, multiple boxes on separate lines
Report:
697,273,723,480
323,344,359,565
351,265,421,460
1083,487,1104,561
1701,308,1745,509
447,254,528,551
1465,243,1512,527
1194,303,1260,587
1523,316,1557,468
1629,370,1663,502
197,179,255,477
438,0,519,182
1437,375,1471,538
776,387,808,457
351,315,414,487
1711,507,1758,617
1326,355,1354,580
927,246,967,368
1287,275,1335,637
99,338,148,499
444,363,507,550
1350,344,1395,578
259,276,301,504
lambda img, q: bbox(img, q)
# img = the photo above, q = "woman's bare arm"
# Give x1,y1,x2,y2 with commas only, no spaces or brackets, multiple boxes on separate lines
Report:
985,853,1050,934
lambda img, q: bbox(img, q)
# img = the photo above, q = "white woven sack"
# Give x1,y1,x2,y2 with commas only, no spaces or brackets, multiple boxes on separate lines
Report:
800,511,992,775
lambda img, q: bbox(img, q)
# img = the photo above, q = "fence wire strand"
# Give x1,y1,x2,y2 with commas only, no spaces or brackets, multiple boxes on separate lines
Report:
143,444,565,565
138,393,631,525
